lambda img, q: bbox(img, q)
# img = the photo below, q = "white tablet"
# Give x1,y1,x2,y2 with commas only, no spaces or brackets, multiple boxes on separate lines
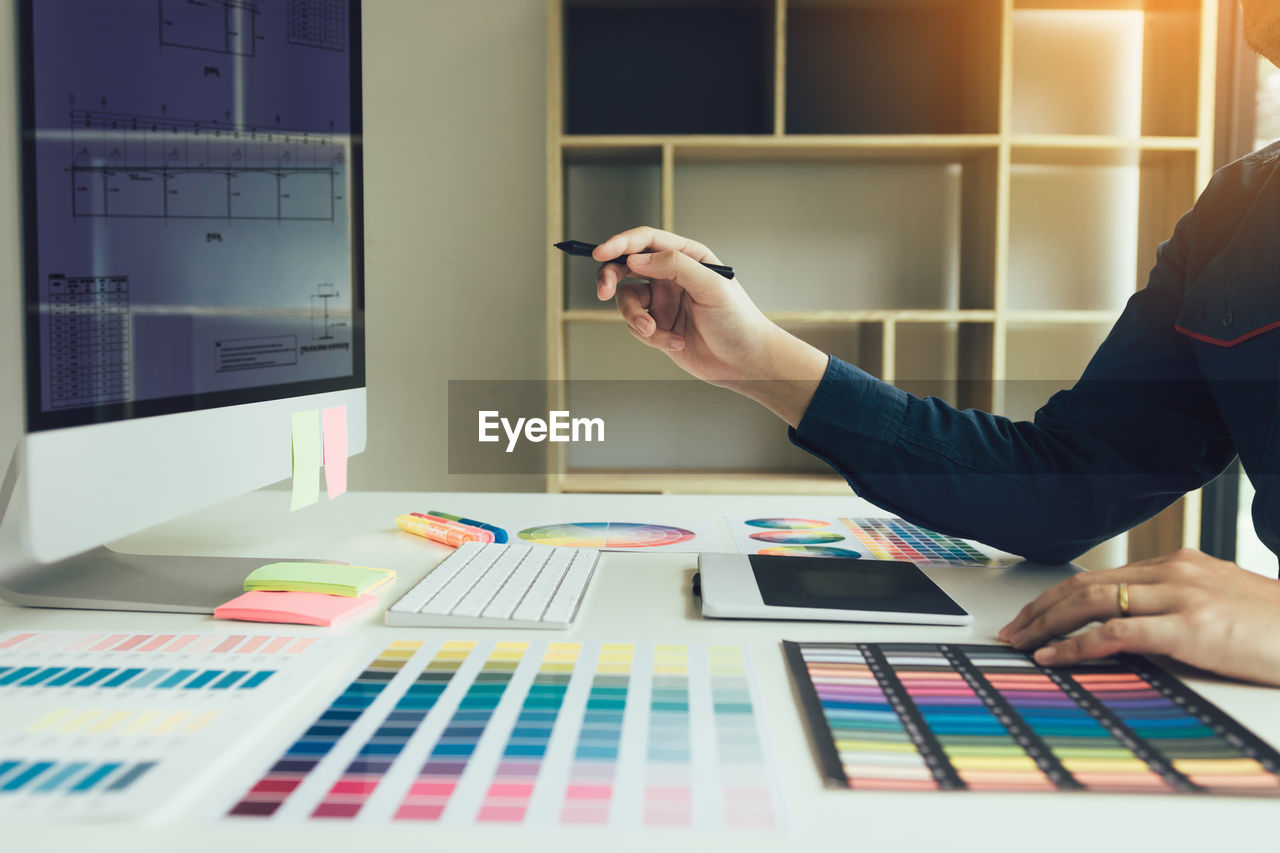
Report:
696,552,972,626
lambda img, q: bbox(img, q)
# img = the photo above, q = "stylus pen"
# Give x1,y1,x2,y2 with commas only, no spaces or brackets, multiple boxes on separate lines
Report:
554,240,735,280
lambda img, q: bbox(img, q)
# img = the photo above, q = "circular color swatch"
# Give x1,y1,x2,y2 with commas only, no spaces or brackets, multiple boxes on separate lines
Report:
744,517,831,530
756,545,862,558
518,522,696,549
748,530,847,545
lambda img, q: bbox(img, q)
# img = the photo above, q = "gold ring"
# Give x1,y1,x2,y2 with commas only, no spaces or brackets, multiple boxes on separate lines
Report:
1117,582,1130,617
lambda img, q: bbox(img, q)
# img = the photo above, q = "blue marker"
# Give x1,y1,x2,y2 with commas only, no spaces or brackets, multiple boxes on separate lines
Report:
427,510,508,544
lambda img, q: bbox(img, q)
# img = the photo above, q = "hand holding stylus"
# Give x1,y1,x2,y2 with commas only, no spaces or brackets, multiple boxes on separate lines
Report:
591,226,827,428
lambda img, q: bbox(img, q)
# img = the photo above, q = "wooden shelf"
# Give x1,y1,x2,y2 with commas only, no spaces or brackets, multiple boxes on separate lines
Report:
547,0,1216,558
557,469,852,496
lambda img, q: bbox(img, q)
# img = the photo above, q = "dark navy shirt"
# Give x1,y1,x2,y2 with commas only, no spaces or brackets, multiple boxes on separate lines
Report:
791,144,1280,567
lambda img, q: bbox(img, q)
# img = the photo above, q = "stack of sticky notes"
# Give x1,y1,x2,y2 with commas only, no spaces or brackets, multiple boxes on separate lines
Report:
214,562,396,627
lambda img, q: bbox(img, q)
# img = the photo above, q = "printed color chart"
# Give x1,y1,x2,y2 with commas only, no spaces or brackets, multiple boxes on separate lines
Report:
226,638,784,831
0,629,350,820
729,517,1000,565
785,642,1280,795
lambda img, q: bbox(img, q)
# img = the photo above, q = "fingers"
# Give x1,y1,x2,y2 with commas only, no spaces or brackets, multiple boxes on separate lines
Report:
596,262,632,302
999,561,1190,642
616,283,684,351
1002,581,1183,651
623,250,732,305
593,226,722,266
1032,615,1183,666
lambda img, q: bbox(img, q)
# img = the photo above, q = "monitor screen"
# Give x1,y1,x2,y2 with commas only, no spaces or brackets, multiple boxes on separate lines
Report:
20,0,364,432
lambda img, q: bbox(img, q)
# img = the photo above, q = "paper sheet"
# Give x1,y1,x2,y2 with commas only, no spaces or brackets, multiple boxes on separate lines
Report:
222,638,786,832
0,630,355,820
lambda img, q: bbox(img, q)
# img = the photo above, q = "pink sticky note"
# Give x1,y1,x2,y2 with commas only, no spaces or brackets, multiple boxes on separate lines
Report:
213,590,374,627
322,405,348,499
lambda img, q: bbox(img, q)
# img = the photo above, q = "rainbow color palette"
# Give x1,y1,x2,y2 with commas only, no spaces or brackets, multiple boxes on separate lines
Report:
748,530,846,545
731,516,1000,564
0,629,351,820
225,639,784,831
785,642,1280,795
757,545,862,558
518,522,695,549
745,518,830,530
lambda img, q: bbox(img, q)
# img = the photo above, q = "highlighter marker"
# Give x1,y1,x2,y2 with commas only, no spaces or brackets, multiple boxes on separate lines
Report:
427,510,509,544
396,514,493,547
413,512,499,543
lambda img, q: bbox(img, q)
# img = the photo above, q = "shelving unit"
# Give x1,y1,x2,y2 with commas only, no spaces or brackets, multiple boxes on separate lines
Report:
546,0,1218,558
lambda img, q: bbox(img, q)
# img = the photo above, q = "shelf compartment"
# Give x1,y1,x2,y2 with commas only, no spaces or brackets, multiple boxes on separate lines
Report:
561,321,875,475
1006,153,1143,313
1002,322,1113,421
562,0,775,135
893,321,994,413
784,0,1001,135
670,154,997,312
557,468,850,495
1010,1,1202,138
562,155,662,311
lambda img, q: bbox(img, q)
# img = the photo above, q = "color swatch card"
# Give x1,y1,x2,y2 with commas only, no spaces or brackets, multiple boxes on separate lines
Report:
506,520,728,552
785,641,1280,795
0,629,355,820
729,516,1005,565
224,638,784,831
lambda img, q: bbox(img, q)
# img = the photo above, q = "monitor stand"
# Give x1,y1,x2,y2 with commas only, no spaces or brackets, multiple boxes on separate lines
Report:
0,546,300,613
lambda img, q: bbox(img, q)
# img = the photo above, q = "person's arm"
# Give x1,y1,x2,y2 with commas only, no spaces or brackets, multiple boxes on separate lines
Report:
594,221,1235,564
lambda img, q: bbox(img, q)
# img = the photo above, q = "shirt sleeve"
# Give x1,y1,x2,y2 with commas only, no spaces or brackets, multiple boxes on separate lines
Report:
788,210,1236,565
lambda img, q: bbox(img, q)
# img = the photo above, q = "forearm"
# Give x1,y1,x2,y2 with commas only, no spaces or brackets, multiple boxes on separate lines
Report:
789,357,1234,563
725,326,829,428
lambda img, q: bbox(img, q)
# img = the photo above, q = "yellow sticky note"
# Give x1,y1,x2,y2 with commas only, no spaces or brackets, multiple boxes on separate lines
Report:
290,410,321,511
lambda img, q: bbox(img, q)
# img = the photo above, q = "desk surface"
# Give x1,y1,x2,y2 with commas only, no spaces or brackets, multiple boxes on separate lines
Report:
3,491,1277,852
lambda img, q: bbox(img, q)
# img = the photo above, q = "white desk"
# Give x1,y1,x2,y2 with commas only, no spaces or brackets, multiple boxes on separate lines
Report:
3,491,1278,852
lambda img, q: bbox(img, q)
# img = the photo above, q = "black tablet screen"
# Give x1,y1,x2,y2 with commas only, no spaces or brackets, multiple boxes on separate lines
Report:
749,555,968,616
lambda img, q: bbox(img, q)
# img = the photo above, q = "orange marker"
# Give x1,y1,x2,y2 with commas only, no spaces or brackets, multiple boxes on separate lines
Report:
395,514,494,547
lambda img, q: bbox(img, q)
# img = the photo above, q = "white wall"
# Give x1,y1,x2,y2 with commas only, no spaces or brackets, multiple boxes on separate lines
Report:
0,0,549,492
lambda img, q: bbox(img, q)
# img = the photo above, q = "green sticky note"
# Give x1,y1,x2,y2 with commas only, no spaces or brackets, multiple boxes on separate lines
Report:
245,562,396,597
290,410,321,511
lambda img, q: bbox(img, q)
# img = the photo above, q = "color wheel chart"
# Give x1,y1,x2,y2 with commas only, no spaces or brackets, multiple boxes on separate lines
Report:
0,629,351,819
730,516,998,564
517,522,697,550
225,638,784,831
785,642,1280,795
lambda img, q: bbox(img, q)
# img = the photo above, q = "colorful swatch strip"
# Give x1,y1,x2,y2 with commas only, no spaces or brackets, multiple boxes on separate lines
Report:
0,632,314,656
312,641,472,818
224,639,784,831
560,642,634,825
0,759,155,795
785,642,1280,795
228,640,424,817
476,642,581,823
837,519,993,565
395,642,527,820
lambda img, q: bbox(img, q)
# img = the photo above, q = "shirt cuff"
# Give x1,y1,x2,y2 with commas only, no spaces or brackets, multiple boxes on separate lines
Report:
787,355,910,481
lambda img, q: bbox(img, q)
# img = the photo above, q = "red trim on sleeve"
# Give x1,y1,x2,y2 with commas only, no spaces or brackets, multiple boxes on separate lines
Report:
1175,319,1280,347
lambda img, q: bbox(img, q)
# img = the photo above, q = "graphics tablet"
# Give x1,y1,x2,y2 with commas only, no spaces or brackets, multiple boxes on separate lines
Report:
697,553,972,626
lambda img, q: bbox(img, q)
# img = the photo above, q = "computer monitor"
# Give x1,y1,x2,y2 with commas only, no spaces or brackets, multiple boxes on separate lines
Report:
0,0,366,612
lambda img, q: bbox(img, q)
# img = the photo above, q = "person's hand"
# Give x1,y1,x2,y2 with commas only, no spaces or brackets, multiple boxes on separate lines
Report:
998,548,1280,686
593,226,828,427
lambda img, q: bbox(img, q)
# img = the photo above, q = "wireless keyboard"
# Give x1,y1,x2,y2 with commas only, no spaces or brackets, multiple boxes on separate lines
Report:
385,541,602,628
